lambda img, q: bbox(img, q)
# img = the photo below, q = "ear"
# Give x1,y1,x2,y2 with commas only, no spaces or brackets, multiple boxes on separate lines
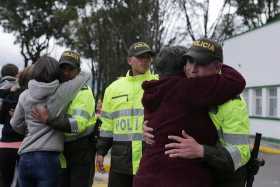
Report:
127,57,132,66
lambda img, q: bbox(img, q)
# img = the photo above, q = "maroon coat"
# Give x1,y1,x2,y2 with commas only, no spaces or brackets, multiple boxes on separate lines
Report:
133,65,245,187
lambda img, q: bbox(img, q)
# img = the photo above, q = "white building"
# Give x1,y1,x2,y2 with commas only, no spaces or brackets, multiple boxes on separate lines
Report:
224,21,280,141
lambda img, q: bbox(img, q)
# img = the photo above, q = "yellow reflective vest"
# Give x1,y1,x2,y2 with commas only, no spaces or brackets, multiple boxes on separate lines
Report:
209,96,251,170
98,70,157,175
65,85,96,142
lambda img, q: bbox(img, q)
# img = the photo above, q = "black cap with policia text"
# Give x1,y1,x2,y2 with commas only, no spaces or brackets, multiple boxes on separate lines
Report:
184,38,223,64
128,42,155,57
59,51,81,69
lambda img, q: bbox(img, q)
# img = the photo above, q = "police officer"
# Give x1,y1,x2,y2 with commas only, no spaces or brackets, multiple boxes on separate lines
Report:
58,51,96,187
96,42,157,187
145,39,251,187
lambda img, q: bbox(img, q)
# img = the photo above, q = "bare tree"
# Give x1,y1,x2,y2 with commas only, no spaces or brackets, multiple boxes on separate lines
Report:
168,0,233,42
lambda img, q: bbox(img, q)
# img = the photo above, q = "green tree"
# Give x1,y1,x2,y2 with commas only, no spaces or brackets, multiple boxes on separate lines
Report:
59,0,164,98
0,0,88,66
234,0,280,30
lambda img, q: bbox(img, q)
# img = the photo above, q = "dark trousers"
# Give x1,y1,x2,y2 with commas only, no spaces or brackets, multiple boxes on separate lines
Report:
60,137,96,187
0,148,18,187
215,166,247,187
108,170,134,187
18,151,60,187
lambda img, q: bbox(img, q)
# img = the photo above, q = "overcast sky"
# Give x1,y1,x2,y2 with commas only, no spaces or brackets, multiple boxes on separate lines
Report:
0,1,224,70
0,30,65,69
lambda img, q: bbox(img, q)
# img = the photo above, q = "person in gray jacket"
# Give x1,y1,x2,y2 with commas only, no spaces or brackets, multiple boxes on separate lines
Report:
0,63,22,187
10,56,90,187
0,64,18,90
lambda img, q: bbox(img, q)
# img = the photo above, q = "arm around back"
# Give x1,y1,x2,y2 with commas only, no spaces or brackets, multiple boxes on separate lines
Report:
47,71,91,120
203,144,235,173
186,64,246,108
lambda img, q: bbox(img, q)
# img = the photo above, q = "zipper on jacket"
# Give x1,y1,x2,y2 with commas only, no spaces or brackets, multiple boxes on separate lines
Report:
112,94,128,102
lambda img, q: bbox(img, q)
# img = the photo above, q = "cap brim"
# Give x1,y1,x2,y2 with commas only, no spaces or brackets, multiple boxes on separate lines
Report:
133,49,155,57
183,50,215,64
59,60,78,68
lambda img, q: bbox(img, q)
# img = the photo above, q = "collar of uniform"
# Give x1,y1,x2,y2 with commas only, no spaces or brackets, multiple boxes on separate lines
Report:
126,70,152,81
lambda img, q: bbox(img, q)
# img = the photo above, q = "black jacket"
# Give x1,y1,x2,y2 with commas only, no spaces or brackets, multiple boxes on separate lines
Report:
0,87,24,142
203,144,247,187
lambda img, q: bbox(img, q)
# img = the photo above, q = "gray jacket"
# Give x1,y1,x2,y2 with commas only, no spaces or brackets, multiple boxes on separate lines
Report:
10,72,90,154
0,76,17,111
0,76,17,90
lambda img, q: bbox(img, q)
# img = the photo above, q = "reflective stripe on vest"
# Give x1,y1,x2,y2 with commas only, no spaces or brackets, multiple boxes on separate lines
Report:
69,117,79,133
113,133,143,141
99,131,143,141
65,125,96,142
225,144,242,170
101,111,112,119
101,109,143,119
72,109,91,120
218,129,250,145
100,130,113,138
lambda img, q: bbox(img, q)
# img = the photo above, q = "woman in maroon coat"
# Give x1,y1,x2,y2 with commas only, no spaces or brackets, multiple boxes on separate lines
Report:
133,45,246,187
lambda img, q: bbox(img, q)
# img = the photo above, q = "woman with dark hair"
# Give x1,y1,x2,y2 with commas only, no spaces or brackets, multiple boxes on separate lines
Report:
10,56,90,187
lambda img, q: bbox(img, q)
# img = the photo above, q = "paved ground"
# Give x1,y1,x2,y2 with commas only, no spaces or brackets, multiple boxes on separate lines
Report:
254,153,280,187
93,173,108,187
93,153,280,187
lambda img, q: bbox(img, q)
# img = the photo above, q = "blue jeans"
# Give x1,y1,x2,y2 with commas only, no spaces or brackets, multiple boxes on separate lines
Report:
18,151,60,187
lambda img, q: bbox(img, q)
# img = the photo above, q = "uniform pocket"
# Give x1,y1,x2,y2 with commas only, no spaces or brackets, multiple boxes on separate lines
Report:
112,94,128,102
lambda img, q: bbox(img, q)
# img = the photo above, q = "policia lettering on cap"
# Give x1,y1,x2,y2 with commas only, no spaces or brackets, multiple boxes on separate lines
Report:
192,40,215,52
96,42,157,187
62,51,80,61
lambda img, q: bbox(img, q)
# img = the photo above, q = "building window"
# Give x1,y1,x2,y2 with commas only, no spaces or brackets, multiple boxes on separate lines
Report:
268,87,277,117
243,89,249,105
255,88,262,115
